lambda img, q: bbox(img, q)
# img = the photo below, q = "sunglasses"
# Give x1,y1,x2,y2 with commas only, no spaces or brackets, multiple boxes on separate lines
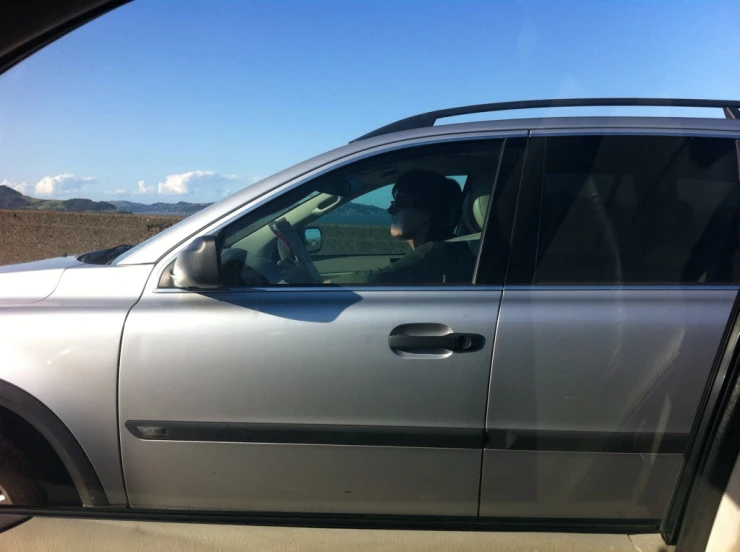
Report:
389,193,414,211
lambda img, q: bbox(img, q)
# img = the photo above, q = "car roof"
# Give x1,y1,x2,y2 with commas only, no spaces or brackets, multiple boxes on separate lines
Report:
352,114,740,145
353,98,740,142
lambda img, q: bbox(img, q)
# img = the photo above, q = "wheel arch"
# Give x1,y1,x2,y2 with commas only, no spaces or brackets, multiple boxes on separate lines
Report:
0,379,109,506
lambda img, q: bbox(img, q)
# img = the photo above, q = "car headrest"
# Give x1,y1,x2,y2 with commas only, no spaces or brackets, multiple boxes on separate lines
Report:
462,174,492,233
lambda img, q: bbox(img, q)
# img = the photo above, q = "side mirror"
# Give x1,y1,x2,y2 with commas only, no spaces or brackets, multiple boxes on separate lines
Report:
303,227,322,253
172,236,222,289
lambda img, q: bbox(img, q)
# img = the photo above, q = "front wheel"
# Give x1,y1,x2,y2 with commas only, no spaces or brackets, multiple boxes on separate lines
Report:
0,435,41,505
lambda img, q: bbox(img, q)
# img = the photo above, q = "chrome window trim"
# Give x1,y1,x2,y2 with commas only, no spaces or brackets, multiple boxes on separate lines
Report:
152,285,504,294
151,284,740,295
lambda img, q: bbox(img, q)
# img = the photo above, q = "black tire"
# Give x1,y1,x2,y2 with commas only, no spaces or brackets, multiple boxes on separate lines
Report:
0,435,41,505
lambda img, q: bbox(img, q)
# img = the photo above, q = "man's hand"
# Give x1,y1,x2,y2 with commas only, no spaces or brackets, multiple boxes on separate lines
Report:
278,259,331,284
278,258,313,284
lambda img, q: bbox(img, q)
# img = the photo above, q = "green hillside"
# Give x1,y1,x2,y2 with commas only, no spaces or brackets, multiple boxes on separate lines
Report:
0,185,117,212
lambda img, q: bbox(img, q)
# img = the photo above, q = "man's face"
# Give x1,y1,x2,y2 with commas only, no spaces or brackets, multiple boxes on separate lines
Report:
388,192,430,239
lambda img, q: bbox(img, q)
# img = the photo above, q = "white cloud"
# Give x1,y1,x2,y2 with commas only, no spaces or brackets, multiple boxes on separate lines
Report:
6,170,252,202
1,179,29,195
135,180,155,195
157,170,237,196
34,174,96,197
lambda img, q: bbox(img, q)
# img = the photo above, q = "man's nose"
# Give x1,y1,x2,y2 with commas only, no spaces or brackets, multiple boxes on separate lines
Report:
387,204,399,215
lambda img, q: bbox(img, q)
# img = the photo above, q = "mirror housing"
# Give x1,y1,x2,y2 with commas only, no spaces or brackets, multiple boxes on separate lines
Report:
303,227,322,253
172,236,222,289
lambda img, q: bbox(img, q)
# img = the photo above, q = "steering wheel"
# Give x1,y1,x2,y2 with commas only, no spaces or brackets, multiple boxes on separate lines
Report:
272,218,323,284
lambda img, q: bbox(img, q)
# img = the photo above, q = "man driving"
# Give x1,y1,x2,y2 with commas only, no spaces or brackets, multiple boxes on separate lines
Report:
279,169,475,284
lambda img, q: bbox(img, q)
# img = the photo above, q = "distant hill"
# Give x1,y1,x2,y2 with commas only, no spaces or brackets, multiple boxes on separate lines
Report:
0,185,117,212
107,200,387,217
109,200,211,216
0,186,29,209
0,184,388,217
331,203,387,217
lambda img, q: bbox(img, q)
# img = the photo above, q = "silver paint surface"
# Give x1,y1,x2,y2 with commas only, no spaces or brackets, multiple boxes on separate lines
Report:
0,256,82,304
487,288,736,434
119,288,501,513
480,450,684,519
123,436,481,515
0,264,153,504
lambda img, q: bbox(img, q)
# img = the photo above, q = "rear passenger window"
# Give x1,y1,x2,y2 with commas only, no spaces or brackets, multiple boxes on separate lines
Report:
535,136,740,284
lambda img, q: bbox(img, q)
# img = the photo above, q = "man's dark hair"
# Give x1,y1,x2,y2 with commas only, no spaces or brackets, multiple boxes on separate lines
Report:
393,169,463,240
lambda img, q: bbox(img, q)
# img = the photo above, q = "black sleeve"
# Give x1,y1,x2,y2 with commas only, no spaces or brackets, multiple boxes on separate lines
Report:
330,242,446,284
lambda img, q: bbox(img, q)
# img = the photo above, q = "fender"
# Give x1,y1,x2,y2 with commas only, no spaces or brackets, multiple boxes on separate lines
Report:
0,379,109,507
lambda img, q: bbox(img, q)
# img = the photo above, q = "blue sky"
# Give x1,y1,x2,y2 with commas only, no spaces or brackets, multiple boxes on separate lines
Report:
0,0,738,204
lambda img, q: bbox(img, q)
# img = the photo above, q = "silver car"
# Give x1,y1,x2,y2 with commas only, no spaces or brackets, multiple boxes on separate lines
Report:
1,98,740,534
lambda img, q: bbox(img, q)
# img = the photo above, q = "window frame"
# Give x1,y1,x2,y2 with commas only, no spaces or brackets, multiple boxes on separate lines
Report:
216,139,505,287
472,136,529,285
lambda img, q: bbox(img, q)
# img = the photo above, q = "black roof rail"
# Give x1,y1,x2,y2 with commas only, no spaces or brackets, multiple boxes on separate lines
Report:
352,98,740,142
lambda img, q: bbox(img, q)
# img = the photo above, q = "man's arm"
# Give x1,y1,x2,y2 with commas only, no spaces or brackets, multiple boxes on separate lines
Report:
330,242,444,284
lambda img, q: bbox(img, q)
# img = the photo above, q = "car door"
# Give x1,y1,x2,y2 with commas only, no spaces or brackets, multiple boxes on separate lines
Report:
118,135,526,516
479,132,740,521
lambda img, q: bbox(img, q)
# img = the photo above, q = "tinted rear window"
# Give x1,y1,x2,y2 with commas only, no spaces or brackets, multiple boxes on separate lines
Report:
535,135,740,284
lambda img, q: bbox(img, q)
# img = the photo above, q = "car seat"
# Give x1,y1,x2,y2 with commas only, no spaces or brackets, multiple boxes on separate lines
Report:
447,173,492,253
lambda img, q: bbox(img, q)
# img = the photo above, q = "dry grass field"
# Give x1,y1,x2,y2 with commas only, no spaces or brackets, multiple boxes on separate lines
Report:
0,210,405,267
0,209,183,266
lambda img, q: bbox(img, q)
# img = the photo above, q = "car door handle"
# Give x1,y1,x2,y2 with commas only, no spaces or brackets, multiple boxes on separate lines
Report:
388,333,484,353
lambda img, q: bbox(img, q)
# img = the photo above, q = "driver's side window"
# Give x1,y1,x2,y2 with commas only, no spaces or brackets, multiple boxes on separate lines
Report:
217,140,502,287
